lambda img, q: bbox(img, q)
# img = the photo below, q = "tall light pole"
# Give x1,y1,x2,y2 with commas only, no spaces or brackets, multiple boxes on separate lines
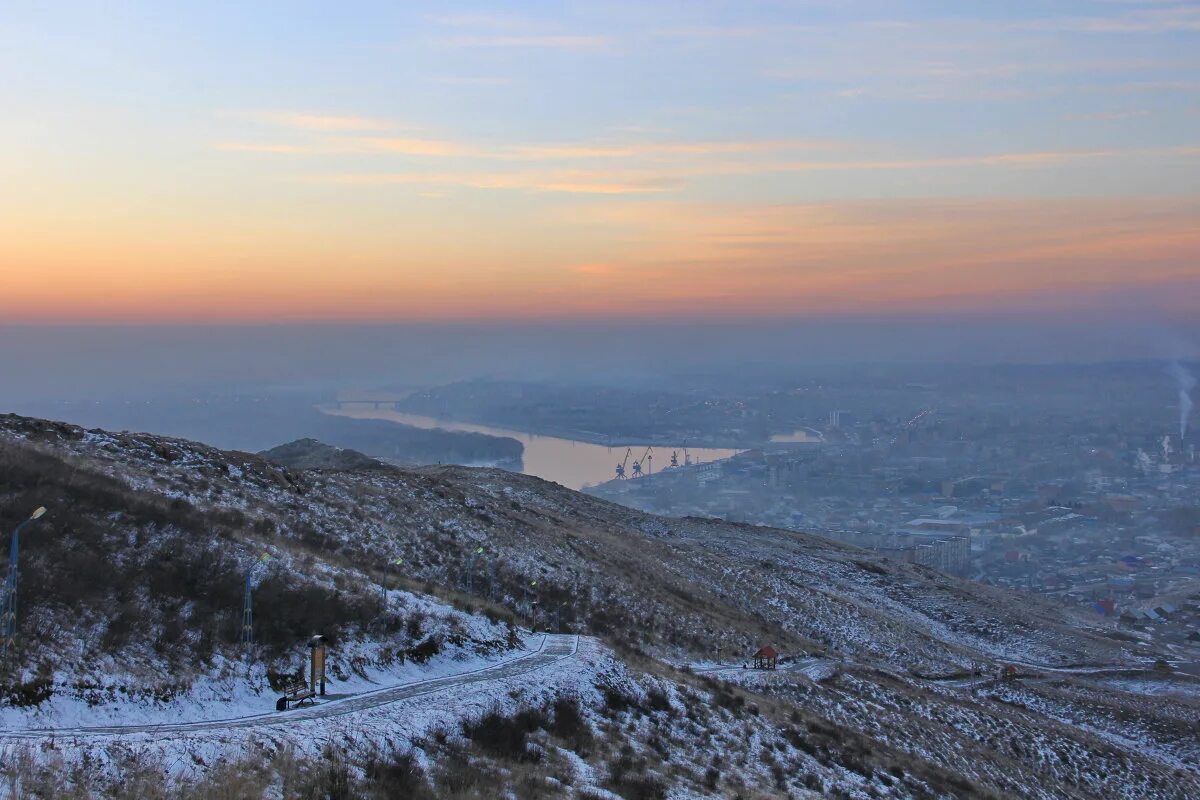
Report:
383,557,402,600
467,547,484,595
1,506,47,660
526,580,539,631
242,552,271,658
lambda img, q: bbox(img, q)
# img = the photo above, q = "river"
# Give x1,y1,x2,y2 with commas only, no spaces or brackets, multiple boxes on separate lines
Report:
323,406,742,490
769,428,824,443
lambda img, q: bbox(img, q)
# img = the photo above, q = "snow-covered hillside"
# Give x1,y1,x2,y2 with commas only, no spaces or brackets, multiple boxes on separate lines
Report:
0,414,1196,799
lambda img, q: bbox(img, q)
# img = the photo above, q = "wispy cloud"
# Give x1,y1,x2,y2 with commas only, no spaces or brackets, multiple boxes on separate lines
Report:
426,13,535,30
658,146,1182,177
226,110,397,132
244,144,1198,196
216,135,835,161
359,138,481,157
1022,6,1200,33
430,11,612,50
308,170,681,195
539,197,1200,315
652,24,814,40
443,34,611,50
1062,109,1150,121
505,139,833,159
216,142,323,154
685,145,1198,177
215,136,478,157
436,76,514,86
1107,80,1200,93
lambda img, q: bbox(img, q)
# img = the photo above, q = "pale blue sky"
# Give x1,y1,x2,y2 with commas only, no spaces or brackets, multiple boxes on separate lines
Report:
1,1,1198,323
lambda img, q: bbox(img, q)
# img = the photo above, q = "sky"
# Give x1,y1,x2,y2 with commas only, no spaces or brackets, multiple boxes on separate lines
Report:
1,1,1198,327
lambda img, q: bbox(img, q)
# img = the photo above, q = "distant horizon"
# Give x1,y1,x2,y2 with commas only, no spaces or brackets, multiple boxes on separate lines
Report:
2,317,1199,411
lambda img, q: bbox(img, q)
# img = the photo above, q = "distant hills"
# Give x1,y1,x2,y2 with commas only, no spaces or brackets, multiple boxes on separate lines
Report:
260,438,386,470
8,395,523,469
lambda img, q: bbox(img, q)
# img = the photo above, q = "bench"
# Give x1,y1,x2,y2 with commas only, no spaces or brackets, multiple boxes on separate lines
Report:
277,679,317,711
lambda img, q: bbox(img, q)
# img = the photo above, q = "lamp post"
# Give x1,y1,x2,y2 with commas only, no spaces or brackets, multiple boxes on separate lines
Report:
383,557,403,600
1,506,47,660
526,580,539,631
467,547,484,595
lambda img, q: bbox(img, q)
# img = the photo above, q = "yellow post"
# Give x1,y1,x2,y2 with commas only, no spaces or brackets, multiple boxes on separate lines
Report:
308,634,327,696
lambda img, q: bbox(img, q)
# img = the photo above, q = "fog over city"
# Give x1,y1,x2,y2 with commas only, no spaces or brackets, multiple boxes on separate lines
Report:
5,312,1199,401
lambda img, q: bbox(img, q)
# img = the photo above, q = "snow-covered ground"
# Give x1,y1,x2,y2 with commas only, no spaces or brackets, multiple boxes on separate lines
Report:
0,582,521,732
0,632,551,733
0,635,608,785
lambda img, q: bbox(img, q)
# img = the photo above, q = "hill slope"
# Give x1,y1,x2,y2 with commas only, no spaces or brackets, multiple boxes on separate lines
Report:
0,413,1195,799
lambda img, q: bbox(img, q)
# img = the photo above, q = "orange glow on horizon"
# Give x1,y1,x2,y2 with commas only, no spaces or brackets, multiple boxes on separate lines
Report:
3,196,1198,324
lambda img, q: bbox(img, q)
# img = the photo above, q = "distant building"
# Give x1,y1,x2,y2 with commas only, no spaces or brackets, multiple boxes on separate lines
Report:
828,410,856,429
830,529,969,575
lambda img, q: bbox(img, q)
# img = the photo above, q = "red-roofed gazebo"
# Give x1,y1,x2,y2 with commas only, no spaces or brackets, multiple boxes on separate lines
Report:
752,645,778,670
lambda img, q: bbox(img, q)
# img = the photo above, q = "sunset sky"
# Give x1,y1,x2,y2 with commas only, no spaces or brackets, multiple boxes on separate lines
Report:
3,1,1198,324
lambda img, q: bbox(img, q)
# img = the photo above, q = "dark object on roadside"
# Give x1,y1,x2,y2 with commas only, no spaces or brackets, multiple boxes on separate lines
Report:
279,678,316,710
277,634,329,709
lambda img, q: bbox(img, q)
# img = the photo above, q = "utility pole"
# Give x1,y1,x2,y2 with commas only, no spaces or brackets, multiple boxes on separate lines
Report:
241,574,254,651
242,553,270,659
1,507,47,662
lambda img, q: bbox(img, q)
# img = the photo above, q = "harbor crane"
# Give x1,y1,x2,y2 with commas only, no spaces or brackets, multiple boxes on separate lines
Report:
631,447,654,477
669,442,693,468
615,448,633,479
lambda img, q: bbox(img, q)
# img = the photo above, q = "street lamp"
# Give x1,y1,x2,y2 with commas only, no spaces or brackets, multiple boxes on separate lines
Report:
467,547,484,595
383,557,403,600
1,506,48,659
527,580,539,631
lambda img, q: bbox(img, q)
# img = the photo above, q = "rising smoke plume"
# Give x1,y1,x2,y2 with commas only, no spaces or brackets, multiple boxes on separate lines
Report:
1167,361,1197,439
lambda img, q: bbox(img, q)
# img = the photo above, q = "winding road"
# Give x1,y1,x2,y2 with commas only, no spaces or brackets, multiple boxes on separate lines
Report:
692,657,838,681
0,634,581,739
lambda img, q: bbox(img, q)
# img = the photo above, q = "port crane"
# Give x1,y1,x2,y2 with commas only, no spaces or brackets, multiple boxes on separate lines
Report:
615,448,632,479
669,442,693,469
631,447,653,477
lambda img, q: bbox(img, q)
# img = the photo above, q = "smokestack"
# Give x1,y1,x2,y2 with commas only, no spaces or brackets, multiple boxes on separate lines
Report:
1167,361,1196,440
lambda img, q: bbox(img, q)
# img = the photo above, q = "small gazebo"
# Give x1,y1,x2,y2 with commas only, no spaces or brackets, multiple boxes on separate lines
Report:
752,645,778,670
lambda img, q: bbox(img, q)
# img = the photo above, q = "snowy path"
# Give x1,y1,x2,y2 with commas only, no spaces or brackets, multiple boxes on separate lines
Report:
693,657,838,681
0,634,580,739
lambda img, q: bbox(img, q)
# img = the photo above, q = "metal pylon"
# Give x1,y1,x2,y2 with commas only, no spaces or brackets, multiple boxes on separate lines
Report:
1,566,16,659
241,575,253,653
